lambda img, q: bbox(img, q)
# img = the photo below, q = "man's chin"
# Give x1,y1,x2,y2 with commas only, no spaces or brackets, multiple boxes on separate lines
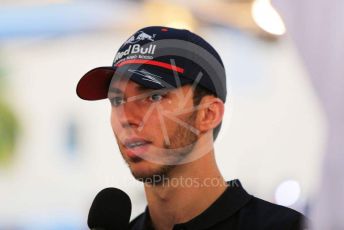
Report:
130,164,175,185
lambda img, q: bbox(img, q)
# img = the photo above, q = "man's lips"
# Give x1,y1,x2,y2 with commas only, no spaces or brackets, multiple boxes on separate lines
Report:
122,137,152,160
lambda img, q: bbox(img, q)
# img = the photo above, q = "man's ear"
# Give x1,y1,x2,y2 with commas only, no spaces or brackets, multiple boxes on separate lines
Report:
196,96,224,133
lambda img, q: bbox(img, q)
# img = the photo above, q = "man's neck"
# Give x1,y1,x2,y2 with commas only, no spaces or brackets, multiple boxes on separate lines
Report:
143,151,228,230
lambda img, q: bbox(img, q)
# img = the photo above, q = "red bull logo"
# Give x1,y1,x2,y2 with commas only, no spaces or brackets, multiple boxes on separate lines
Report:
124,31,156,45
113,44,157,63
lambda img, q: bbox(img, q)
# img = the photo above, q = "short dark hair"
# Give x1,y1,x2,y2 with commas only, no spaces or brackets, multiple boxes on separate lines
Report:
191,84,223,141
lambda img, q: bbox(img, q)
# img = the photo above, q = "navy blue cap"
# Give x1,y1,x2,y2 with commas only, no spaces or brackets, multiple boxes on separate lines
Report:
76,26,227,103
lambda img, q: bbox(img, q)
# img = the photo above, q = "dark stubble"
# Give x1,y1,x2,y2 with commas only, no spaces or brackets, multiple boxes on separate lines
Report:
127,111,199,185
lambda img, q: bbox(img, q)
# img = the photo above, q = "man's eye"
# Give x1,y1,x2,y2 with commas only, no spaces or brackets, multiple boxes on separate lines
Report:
148,93,165,102
110,97,125,106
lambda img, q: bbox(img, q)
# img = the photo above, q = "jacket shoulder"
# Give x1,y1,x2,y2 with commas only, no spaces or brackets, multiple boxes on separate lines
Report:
239,196,307,229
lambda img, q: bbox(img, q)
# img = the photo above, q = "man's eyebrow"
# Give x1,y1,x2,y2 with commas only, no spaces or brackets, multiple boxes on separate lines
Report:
136,85,171,94
136,85,155,92
108,85,171,99
108,86,154,95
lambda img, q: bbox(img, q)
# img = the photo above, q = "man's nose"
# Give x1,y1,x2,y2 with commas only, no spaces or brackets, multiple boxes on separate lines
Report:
117,100,143,129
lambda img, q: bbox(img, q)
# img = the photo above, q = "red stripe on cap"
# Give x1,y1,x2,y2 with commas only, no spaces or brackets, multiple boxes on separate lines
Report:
115,59,184,74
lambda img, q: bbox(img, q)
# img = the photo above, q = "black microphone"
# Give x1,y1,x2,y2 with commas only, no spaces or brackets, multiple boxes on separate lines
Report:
88,187,132,230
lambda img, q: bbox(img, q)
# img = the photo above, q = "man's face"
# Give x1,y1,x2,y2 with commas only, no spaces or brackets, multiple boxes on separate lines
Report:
108,76,200,183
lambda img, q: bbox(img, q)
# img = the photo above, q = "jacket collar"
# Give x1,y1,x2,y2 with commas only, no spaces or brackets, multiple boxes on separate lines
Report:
139,179,252,230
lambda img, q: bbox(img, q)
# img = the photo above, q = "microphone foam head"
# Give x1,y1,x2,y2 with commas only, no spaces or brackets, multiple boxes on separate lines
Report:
88,187,132,230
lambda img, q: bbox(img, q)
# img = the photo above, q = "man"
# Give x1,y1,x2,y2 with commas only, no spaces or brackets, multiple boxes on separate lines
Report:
77,26,306,230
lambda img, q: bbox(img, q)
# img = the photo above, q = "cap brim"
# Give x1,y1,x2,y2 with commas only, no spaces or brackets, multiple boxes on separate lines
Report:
76,66,115,100
77,65,194,101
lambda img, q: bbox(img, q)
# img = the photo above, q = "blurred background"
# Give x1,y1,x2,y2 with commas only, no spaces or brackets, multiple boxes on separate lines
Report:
0,0,342,229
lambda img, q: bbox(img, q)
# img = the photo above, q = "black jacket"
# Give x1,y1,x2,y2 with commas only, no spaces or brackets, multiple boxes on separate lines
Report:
129,179,307,230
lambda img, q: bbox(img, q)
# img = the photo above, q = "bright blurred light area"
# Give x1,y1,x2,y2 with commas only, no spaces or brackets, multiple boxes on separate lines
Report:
252,0,286,35
143,0,196,31
0,0,71,6
0,1,137,40
275,180,301,207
